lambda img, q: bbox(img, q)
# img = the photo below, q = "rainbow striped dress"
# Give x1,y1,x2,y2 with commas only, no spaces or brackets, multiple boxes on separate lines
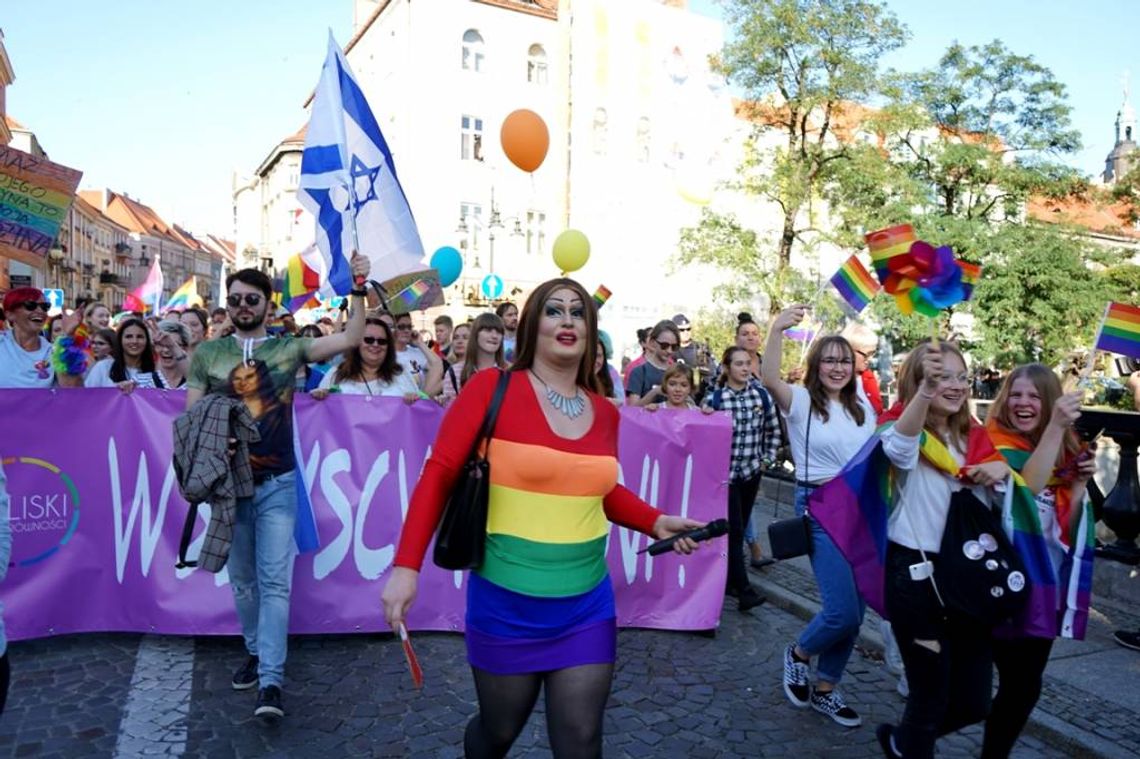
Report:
396,369,661,674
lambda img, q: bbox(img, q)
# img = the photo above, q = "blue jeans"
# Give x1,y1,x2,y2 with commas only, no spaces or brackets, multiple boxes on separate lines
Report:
794,486,865,684
229,471,297,689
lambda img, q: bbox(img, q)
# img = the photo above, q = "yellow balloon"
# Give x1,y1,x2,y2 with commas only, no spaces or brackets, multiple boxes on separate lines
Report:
552,229,590,274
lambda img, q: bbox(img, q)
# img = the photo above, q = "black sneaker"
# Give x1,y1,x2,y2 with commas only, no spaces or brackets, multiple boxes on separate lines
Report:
738,586,767,612
231,655,259,691
1113,630,1140,651
876,723,901,758
254,685,284,719
810,688,861,727
782,644,811,708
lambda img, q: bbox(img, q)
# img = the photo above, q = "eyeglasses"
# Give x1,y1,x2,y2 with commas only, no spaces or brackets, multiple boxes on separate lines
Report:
395,323,413,331
677,327,691,333
362,336,389,346
856,349,875,360
18,301,51,312
656,340,678,351
940,373,970,386
226,293,264,308
820,357,854,367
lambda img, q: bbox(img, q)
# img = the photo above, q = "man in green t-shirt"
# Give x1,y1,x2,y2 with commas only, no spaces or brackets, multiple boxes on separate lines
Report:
186,255,369,720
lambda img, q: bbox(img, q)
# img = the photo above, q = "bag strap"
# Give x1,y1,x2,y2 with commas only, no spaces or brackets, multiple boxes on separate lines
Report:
802,405,812,516
471,369,512,461
898,466,946,607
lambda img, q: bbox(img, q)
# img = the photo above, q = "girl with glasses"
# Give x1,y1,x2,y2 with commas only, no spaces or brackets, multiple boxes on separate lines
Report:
154,320,192,389
89,328,117,363
764,305,876,729
312,318,419,400
625,319,681,407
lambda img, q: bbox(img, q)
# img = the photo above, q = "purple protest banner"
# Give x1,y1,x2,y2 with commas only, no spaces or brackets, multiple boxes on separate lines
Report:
0,389,730,640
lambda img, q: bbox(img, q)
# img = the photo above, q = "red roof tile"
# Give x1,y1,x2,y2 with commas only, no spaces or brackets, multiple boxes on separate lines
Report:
1028,193,1140,240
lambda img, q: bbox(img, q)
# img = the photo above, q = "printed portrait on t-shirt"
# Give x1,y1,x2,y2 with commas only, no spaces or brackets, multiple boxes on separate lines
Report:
227,359,289,472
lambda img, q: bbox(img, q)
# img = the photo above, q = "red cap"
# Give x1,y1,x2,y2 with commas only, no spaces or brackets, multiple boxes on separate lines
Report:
2,287,45,313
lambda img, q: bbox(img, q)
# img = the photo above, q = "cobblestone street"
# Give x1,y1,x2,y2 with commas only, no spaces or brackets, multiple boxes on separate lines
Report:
0,594,1069,758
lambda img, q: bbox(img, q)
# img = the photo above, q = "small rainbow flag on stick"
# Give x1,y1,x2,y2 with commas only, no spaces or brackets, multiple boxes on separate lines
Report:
283,250,322,312
958,261,982,301
392,279,432,311
829,255,881,313
593,284,612,308
1095,302,1140,359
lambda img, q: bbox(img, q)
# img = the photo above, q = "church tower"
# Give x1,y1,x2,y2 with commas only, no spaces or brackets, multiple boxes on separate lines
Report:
1104,73,1137,184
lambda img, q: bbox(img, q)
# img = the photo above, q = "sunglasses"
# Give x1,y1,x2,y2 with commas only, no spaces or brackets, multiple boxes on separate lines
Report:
362,336,389,346
656,340,678,351
395,323,413,331
19,301,51,312
226,293,264,308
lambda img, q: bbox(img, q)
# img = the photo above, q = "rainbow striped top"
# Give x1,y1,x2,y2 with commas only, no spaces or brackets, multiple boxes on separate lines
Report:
396,369,661,595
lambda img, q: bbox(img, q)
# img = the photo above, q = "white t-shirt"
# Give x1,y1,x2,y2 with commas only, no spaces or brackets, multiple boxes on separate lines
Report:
785,385,875,483
84,359,159,389
395,345,429,389
0,332,54,388
317,367,419,397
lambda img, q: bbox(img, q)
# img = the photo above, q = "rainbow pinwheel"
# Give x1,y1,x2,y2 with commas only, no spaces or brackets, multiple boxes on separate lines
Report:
864,224,978,318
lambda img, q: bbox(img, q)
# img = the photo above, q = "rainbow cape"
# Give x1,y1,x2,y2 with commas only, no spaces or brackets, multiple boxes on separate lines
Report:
808,409,1074,637
986,422,1095,640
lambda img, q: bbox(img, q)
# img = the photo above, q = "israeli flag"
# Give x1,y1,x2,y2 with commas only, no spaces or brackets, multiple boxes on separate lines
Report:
298,32,424,293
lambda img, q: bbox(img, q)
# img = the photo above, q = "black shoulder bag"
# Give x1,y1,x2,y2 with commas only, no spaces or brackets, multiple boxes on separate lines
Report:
767,404,813,560
432,369,512,570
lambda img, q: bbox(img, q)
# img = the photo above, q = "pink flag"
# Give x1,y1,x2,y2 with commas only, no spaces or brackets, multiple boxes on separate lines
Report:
124,256,164,313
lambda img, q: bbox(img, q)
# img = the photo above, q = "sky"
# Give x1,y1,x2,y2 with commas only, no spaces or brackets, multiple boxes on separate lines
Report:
4,1,1136,238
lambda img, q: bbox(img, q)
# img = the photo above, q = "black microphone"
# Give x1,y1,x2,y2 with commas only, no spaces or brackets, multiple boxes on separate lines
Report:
639,519,729,556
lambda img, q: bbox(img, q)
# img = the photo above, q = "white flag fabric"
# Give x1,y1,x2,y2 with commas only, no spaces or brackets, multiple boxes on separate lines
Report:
298,32,425,293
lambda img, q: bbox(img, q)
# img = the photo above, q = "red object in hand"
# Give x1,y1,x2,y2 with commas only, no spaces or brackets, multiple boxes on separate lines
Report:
398,622,424,689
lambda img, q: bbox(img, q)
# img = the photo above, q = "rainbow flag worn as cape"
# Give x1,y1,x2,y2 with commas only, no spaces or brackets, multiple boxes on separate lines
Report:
986,422,1095,640
808,407,1070,637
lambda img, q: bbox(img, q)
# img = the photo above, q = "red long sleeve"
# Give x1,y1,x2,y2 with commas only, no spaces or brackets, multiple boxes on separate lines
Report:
603,484,662,534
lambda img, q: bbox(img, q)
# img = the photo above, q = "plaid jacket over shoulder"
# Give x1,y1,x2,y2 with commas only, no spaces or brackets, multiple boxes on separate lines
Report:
172,395,260,572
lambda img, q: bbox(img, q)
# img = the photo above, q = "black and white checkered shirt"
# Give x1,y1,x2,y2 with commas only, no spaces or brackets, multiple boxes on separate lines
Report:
705,379,781,482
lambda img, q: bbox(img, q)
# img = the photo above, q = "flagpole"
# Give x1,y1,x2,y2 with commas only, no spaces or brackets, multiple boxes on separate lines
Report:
154,253,163,315
1079,302,1111,386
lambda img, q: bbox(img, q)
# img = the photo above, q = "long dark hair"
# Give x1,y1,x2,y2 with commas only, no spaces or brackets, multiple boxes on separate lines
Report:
803,335,866,426
461,313,507,385
335,318,402,384
111,317,157,382
512,278,601,393
595,339,615,398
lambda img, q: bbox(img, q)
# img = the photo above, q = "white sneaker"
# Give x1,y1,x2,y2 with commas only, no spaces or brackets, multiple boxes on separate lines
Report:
782,644,811,708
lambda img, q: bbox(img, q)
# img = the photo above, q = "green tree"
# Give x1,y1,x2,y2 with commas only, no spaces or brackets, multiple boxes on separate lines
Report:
714,0,908,269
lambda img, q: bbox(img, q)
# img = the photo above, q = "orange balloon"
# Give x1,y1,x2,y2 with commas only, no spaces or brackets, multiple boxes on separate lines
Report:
500,109,549,173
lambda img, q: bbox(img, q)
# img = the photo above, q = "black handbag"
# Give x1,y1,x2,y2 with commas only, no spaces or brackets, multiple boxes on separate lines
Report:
935,488,1030,627
768,410,812,560
432,369,512,570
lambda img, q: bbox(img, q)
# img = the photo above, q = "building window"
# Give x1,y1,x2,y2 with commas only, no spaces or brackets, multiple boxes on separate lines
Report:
525,210,546,255
461,115,484,161
460,202,483,251
527,44,548,85
462,29,485,72
636,117,651,162
592,108,608,155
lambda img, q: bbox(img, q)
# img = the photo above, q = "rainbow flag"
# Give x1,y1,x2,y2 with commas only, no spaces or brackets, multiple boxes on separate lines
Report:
958,261,982,301
282,250,323,312
864,224,916,275
829,255,881,313
593,284,612,309
987,422,1095,640
124,256,164,313
808,416,1069,637
1095,302,1140,359
165,276,203,310
392,278,432,311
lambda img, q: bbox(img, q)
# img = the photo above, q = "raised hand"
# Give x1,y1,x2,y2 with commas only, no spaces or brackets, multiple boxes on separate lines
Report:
772,305,808,333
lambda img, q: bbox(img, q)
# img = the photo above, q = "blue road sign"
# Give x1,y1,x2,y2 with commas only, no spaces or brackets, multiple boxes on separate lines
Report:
43,288,65,313
481,274,504,300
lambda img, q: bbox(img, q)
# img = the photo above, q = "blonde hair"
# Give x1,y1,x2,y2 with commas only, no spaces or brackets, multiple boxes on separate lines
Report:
991,363,1080,464
896,339,971,449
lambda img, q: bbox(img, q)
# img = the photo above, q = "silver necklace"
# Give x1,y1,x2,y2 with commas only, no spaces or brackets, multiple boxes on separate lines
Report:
531,371,586,419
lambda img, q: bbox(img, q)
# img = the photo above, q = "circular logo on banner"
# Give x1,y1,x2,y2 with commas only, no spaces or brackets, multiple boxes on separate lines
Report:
1007,571,1026,593
2,456,81,567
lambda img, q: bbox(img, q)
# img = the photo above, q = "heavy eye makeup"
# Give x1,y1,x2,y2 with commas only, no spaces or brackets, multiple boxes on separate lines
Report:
543,299,586,321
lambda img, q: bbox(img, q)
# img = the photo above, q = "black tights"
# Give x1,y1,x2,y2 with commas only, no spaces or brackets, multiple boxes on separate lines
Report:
0,652,8,716
464,662,614,759
981,637,1054,759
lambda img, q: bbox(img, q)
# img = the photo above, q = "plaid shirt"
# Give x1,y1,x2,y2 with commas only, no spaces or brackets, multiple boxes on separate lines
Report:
705,379,782,482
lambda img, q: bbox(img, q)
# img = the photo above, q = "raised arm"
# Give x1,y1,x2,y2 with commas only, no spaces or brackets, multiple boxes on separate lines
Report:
892,347,943,438
1019,391,1082,494
305,253,370,364
762,305,806,412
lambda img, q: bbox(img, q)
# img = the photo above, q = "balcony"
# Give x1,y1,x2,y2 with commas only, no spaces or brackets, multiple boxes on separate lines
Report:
114,242,134,261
